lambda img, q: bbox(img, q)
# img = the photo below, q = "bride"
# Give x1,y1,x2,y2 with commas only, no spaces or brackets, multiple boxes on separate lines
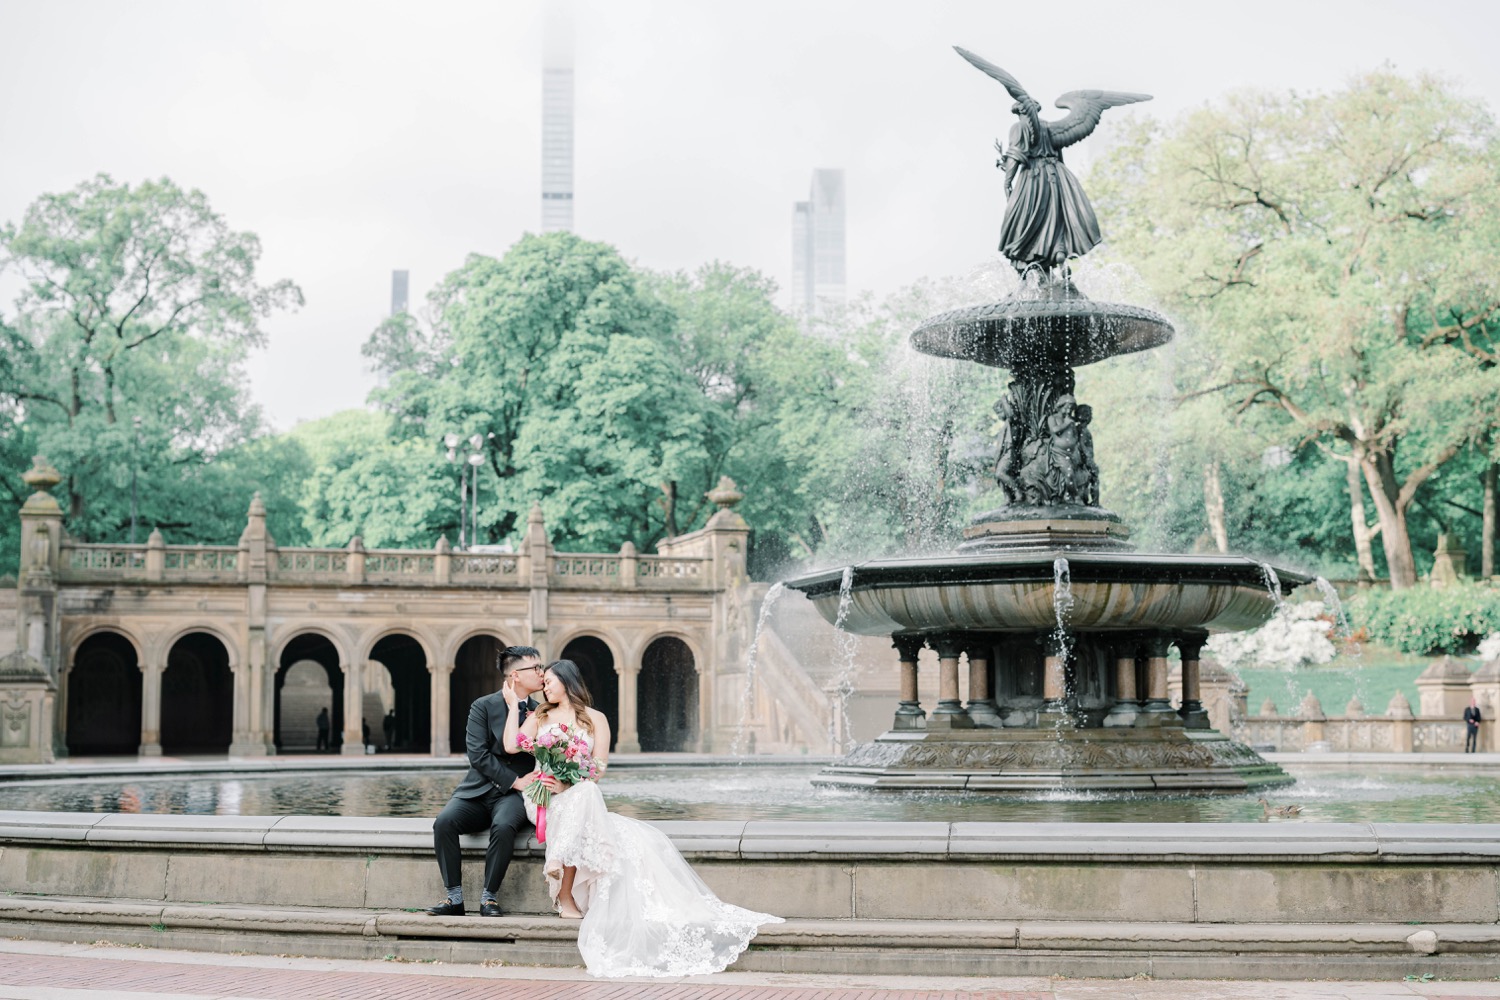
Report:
502,658,782,977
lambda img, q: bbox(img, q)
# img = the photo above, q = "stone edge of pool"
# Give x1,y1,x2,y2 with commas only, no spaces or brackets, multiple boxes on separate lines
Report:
1,810,1499,979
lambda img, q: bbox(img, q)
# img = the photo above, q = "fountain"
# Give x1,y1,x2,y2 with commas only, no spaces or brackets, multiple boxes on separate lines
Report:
786,47,1309,793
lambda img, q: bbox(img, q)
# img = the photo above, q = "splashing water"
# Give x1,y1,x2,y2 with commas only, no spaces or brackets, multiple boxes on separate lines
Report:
1313,577,1352,644
730,582,787,758
1260,562,1287,613
829,567,858,753
1052,556,1074,648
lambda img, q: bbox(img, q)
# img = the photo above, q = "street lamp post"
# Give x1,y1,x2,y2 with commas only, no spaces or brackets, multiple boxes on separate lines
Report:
129,415,143,543
445,432,490,551
443,433,464,549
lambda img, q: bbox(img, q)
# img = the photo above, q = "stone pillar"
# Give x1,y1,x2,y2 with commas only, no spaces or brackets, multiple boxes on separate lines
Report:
145,529,165,581
892,634,926,731
964,637,1000,727
139,659,163,757
1138,633,1177,724
341,660,365,755
1104,635,1141,727
619,541,638,589
16,457,64,760
1387,691,1415,752
1471,660,1498,753
617,663,641,752
1175,632,1209,729
234,493,272,757
430,664,451,756
523,503,551,657
434,535,452,585
1298,691,1327,747
926,634,973,729
1038,632,1072,725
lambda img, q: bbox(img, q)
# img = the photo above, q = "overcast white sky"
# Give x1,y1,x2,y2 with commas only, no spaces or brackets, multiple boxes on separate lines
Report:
3,0,1498,430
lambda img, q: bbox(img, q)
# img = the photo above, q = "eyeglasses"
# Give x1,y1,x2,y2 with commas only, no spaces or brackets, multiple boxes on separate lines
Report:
513,664,544,674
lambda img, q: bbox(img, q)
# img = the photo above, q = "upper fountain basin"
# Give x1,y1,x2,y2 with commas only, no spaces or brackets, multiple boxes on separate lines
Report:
910,295,1174,369
784,552,1311,637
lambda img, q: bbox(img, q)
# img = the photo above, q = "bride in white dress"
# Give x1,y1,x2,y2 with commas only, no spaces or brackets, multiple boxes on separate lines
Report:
502,658,782,978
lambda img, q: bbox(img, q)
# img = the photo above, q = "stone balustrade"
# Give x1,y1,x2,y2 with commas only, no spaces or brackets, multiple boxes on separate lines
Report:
55,538,711,591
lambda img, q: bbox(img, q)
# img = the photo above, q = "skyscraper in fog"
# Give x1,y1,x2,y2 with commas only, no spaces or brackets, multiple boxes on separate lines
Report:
791,169,845,318
541,7,574,232
390,270,409,315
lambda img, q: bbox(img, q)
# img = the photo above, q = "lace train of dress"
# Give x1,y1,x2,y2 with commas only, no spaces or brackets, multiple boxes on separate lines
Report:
525,734,781,977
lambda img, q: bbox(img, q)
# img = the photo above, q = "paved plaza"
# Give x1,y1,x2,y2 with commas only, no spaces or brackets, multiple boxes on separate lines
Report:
0,942,1497,1000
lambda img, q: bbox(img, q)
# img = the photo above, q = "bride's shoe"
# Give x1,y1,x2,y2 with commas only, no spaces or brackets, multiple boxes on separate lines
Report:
558,894,583,919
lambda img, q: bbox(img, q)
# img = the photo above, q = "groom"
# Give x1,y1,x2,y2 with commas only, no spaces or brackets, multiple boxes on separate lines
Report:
426,644,544,917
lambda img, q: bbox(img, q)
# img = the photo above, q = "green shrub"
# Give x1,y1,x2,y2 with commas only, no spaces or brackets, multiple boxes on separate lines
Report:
1349,584,1500,655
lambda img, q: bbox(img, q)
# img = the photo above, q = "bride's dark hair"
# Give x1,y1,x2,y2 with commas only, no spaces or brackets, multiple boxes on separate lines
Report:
537,659,594,735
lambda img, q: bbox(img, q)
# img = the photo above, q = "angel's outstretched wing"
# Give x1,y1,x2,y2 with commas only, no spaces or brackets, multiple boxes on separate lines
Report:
1047,90,1152,149
953,46,1030,104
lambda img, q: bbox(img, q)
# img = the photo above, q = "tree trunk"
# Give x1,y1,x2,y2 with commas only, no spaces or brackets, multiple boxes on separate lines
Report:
1361,452,1418,589
1203,460,1229,553
1345,458,1379,581
1484,462,1497,579
660,480,679,538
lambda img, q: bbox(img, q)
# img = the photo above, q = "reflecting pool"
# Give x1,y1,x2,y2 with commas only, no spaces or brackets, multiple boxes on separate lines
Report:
1,764,1497,823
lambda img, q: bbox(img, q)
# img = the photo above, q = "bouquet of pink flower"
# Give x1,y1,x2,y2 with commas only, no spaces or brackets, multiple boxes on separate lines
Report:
516,723,601,843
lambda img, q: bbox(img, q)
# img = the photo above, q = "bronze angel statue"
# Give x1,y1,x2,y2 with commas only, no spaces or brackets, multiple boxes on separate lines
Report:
955,47,1150,278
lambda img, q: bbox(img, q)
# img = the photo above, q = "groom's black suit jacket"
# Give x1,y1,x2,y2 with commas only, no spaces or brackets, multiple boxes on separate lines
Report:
451,692,536,800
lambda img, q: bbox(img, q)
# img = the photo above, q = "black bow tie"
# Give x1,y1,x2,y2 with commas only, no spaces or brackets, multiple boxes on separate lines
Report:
518,699,534,723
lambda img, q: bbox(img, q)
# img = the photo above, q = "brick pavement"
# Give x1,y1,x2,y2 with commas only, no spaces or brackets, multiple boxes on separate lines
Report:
0,950,1045,1000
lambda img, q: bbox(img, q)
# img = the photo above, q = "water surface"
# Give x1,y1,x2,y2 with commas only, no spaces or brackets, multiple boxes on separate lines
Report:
1,764,1496,823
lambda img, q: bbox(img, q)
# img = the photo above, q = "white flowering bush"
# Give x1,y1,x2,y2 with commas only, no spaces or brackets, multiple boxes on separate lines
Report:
1205,601,1336,672
1478,632,1500,663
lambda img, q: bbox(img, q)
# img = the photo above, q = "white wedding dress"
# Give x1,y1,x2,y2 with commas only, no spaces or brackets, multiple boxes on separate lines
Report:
524,724,782,977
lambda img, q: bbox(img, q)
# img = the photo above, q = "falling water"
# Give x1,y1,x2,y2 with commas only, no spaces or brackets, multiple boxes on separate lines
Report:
1313,575,1368,715
730,582,786,758
1313,576,1353,643
828,567,858,753
1260,562,1288,613
1052,557,1074,648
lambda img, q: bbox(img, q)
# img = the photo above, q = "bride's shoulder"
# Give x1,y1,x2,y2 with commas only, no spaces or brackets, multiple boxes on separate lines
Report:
586,706,610,731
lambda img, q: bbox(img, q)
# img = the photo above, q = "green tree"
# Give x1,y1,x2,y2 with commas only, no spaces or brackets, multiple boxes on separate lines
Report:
1092,72,1500,587
0,174,302,546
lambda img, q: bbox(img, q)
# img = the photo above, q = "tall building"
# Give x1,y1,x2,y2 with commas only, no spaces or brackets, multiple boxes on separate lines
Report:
541,6,574,233
791,169,846,317
390,270,409,316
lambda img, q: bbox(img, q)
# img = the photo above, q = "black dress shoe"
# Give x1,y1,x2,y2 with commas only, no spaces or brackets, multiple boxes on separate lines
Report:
425,900,465,916
479,901,504,917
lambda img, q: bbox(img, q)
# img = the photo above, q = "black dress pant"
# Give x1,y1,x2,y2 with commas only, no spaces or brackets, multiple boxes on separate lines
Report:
433,789,529,894
1466,728,1479,752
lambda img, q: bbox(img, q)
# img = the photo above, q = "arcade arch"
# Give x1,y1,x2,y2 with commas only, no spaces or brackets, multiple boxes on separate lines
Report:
638,636,698,752
368,633,430,754
275,633,343,753
66,631,141,756
558,634,619,751
161,632,233,754
448,632,508,753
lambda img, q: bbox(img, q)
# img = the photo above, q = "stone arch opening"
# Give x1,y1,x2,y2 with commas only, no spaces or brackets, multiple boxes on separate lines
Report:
559,635,619,752
638,636,697,752
449,634,507,753
66,632,141,756
161,632,233,754
369,633,431,754
276,633,343,753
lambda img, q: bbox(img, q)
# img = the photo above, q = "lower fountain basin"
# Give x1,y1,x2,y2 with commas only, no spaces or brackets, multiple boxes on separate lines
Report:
786,551,1309,637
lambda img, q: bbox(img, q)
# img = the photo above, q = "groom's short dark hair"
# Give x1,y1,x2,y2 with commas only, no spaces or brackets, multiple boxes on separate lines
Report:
498,645,541,673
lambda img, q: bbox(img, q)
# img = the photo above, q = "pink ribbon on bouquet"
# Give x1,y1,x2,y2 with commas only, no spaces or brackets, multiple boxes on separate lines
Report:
536,803,548,844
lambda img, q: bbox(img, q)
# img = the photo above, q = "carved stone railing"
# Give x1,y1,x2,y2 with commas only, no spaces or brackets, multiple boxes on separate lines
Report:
364,551,437,586
550,555,623,588
162,546,239,581
274,549,349,583
1236,715,1476,753
63,544,147,579
636,556,706,587
450,552,521,585
58,541,711,592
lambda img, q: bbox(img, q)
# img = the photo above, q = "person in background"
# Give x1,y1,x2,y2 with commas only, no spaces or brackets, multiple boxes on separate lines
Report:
1464,697,1483,753
315,707,330,752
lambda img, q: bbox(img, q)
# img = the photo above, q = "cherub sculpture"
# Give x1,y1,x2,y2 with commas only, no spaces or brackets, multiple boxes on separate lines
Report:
955,47,1150,280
